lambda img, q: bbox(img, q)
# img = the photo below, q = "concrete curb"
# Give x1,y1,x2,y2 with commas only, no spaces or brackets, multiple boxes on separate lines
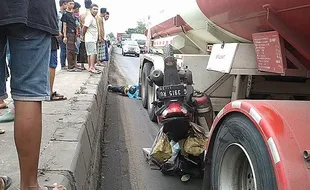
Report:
38,48,112,190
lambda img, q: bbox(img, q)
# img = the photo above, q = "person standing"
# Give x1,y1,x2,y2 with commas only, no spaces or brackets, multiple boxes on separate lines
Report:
96,8,107,66
58,0,69,69
103,12,110,63
0,0,65,189
78,0,93,69
82,4,100,74
61,0,81,72
73,2,82,67
49,36,67,101
0,41,15,124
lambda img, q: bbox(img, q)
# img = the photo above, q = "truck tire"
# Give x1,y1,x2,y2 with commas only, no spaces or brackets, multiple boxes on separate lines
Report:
210,113,277,190
147,66,157,122
141,62,152,108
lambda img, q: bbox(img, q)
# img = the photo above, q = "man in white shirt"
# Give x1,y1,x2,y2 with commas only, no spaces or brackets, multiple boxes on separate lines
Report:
82,4,99,74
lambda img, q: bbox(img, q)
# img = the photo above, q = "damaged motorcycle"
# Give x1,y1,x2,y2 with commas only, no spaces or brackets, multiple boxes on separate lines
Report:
142,44,214,182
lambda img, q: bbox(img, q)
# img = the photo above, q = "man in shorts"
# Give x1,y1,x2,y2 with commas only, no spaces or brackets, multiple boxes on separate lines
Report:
0,0,65,189
78,0,93,69
82,4,100,74
49,36,67,101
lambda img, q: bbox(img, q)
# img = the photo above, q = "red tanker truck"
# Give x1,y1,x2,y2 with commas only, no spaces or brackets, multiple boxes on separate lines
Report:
139,0,310,189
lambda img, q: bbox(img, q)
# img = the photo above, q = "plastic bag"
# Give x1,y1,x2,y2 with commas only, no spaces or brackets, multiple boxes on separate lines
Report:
183,122,207,156
150,127,172,163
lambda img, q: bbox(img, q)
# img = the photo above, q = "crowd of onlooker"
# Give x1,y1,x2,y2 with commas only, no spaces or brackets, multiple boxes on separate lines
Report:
58,0,110,74
0,0,111,124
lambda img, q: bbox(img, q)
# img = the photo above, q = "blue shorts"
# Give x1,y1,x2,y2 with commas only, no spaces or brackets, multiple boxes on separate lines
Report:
0,24,51,101
49,50,58,69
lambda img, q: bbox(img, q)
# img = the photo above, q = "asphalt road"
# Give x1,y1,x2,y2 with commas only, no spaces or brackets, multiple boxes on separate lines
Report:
100,50,202,190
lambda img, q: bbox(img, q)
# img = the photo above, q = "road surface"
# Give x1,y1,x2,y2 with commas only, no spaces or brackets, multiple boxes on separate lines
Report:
100,50,202,190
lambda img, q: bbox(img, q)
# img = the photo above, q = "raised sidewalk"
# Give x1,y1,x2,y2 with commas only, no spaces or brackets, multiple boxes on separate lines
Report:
0,49,111,190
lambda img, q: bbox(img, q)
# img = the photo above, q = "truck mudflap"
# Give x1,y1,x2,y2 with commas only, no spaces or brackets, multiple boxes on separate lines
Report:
207,100,310,189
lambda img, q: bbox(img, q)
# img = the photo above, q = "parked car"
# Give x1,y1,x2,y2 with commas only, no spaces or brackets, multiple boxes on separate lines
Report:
122,40,140,57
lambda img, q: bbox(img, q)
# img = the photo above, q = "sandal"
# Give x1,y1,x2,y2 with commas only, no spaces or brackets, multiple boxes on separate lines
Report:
52,91,64,98
0,129,5,134
50,93,67,101
0,110,14,123
0,176,12,190
89,69,101,74
44,183,67,190
96,63,105,67
67,68,82,72
0,103,8,109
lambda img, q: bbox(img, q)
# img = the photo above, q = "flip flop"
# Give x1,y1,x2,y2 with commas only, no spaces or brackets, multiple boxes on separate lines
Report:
44,183,67,190
89,70,101,74
0,110,14,123
52,92,64,98
96,63,105,67
67,68,82,72
0,176,12,190
50,94,67,101
0,129,5,134
0,103,8,109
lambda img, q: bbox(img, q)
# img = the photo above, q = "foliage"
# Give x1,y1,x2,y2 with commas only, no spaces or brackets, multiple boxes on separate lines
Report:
125,21,146,34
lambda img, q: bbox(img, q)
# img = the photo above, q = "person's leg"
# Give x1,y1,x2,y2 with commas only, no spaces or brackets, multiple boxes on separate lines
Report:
87,55,90,68
90,54,96,71
59,39,67,68
108,85,125,93
79,41,86,69
0,29,9,129
6,40,11,68
88,42,97,72
8,24,51,190
67,50,74,70
49,50,57,94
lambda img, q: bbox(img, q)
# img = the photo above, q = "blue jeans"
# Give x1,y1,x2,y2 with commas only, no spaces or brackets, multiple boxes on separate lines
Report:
59,38,67,67
6,41,11,68
0,24,51,101
49,51,58,69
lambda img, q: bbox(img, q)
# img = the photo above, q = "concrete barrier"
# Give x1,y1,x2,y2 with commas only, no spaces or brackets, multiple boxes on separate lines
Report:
38,49,112,190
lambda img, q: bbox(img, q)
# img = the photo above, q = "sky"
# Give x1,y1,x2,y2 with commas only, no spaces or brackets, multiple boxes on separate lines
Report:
56,0,172,36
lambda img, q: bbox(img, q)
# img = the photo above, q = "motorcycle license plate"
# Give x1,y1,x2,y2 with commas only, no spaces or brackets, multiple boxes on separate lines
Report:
158,84,186,99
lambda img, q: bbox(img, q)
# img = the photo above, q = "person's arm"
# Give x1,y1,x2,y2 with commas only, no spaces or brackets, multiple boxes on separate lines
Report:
63,23,67,44
57,12,63,40
82,15,91,41
102,19,105,42
82,26,88,41
61,14,68,44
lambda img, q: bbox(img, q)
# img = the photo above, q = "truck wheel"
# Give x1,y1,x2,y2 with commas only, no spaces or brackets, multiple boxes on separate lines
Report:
141,62,152,108
147,66,157,122
210,113,277,190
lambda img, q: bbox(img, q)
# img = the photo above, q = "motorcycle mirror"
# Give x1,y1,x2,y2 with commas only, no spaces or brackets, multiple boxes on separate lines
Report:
150,69,164,86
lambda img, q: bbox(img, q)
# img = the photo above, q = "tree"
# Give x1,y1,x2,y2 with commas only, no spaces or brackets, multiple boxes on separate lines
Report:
125,21,146,34
107,32,116,41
